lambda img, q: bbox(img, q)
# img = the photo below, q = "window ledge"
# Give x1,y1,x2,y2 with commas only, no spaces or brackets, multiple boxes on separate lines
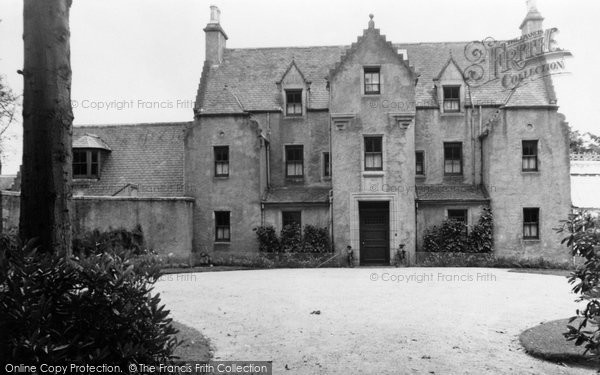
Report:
415,175,426,179
283,115,305,120
521,171,540,175
363,171,385,177
440,112,465,117
73,178,99,183
214,241,231,245
213,176,229,180
523,238,541,243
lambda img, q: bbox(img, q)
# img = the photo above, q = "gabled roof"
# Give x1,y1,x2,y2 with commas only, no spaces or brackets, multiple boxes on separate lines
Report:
277,59,309,85
416,185,489,203
72,123,188,197
433,56,465,81
195,39,558,113
328,16,415,82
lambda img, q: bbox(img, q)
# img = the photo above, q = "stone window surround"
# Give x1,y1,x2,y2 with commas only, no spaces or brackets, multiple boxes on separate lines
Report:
348,193,399,265
284,88,303,117
415,150,425,176
283,143,304,179
361,133,386,176
522,139,540,172
213,145,229,178
361,65,383,96
522,207,541,241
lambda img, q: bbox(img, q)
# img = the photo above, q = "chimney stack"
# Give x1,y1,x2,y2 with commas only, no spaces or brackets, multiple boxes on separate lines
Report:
204,5,228,65
519,0,544,35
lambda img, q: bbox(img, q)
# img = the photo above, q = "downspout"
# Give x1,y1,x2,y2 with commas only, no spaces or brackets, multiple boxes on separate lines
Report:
328,81,335,254
479,105,484,185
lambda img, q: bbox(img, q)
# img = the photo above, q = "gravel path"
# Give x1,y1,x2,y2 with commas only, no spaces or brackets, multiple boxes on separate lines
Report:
156,268,594,374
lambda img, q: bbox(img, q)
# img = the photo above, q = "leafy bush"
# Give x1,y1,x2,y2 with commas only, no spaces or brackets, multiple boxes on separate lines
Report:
302,225,331,253
423,207,493,253
423,219,468,252
280,224,302,252
468,207,494,253
556,211,600,359
254,224,332,253
0,238,179,365
72,225,146,256
253,225,279,253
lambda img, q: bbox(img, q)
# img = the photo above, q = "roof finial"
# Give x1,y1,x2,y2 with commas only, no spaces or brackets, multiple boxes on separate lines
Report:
526,0,538,12
368,14,374,29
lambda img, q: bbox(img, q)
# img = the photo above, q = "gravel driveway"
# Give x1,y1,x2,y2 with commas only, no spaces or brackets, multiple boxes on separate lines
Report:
156,268,593,374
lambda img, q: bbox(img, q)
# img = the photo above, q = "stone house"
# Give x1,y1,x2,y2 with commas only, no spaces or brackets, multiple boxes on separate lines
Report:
2,4,572,264
187,4,570,264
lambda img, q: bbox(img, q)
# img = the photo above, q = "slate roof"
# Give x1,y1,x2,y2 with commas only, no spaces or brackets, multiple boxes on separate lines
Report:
262,186,330,204
72,123,188,197
196,40,558,114
416,185,489,203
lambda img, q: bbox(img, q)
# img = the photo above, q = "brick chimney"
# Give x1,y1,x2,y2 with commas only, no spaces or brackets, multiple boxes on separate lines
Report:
204,6,228,65
519,0,544,35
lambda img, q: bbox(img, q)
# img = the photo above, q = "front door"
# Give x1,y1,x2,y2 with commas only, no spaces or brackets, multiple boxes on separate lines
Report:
359,201,389,265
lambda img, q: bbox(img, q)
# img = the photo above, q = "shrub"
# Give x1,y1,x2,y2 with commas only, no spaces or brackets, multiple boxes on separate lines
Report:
253,225,279,253
423,219,468,252
280,224,302,252
556,211,600,359
468,207,494,253
0,239,179,365
302,225,331,253
422,207,493,253
72,225,147,256
254,224,332,253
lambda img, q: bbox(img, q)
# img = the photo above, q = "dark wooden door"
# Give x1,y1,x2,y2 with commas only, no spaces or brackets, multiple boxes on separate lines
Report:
359,201,389,265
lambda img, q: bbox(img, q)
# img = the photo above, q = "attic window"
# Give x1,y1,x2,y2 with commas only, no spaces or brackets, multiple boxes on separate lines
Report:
73,149,100,179
443,86,460,112
285,90,302,116
364,67,380,95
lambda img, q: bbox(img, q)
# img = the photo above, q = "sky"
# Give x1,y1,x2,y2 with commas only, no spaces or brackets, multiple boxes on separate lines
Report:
0,0,599,174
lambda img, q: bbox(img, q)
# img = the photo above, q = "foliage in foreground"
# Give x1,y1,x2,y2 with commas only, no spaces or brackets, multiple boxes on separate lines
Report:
0,231,179,365
556,211,600,359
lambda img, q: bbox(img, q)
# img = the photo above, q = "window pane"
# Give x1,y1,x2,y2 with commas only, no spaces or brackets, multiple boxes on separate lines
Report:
323,152,330,177
282,211,301,228
416,151,424,175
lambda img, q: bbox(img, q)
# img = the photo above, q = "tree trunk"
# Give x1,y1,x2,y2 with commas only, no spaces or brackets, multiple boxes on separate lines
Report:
20,0,73,255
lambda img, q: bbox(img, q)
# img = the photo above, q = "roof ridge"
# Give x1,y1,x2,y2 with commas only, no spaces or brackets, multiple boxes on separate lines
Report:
74,122,190,128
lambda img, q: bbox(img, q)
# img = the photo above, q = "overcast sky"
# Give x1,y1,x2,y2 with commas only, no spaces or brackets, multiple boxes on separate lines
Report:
0,0,598,174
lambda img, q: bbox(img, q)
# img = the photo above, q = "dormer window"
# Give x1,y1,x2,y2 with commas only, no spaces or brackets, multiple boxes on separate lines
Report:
73,149,100,179
364,67,380,95
443,86,460,112
285,90,302,116
72,133,111,180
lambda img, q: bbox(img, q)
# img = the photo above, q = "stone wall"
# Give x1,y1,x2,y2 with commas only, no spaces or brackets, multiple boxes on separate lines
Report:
482,108,571,261
185,116,266,256
1,191,194,259
329,28,417,264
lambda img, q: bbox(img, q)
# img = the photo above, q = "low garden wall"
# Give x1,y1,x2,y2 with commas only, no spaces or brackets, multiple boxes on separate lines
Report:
1,191,194,259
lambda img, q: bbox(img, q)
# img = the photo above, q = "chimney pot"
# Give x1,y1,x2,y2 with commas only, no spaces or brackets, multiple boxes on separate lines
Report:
210,5,221,24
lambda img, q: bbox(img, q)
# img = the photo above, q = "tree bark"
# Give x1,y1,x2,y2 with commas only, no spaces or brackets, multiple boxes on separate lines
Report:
20,0,73,255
